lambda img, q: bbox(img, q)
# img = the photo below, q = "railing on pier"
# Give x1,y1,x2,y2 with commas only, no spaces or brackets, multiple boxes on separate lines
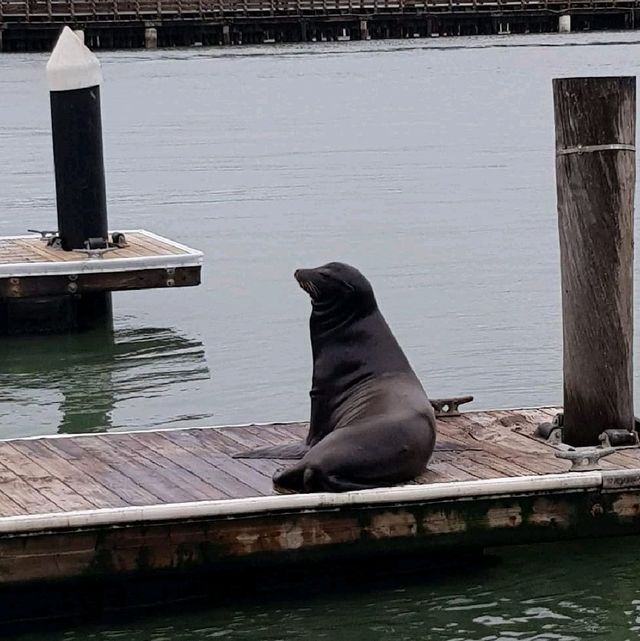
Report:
1,0,637,22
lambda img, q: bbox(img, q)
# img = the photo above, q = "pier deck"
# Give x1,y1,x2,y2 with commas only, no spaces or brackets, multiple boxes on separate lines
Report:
0,230,202,298
2,406,640,589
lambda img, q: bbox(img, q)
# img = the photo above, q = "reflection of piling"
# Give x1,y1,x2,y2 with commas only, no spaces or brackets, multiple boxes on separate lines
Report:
553,76,635,446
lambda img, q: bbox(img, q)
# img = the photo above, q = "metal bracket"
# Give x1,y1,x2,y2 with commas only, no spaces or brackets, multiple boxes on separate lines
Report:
534,412,640,471
557,143,635,156
599,428,640,449
27,230,128,255
111,232,128,248
75,233,129,259
534,412,564,442
430,395,473,418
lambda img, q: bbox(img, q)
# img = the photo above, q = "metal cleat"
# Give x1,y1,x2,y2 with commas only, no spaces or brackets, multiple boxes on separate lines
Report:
28,229,60,247
75,246,119,259
28,229,59,239
430,395,473,418
555,446,617,471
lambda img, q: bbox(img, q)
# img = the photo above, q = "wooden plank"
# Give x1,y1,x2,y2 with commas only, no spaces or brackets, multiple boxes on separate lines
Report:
0,478,30,517
73,435,211,503
0,463,60,514
0,442,99,511
113,433,229,500
130,233,187,256
431,451,496,480
434,420,537,478
12,439,125,509
43,438,164,505
139,432,259,498
447,415,569,474
159,430,273,495
197,428,286,478
0,266,201,298
14,239,59,262
213,429,286,477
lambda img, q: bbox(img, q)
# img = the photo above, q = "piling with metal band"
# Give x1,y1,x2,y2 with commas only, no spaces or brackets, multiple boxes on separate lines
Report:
553,76,635,446
47,27,108,251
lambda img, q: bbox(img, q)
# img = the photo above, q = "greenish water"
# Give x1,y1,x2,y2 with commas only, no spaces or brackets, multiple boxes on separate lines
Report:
7,539,640,640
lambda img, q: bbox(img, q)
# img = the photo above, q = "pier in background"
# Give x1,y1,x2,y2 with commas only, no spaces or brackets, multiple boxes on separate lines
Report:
1,0,638,51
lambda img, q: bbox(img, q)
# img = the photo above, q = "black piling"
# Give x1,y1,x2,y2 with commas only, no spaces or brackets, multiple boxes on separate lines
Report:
48,27,109,252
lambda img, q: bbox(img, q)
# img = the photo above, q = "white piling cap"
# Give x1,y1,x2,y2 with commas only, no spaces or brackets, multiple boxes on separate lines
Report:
46,26,103,92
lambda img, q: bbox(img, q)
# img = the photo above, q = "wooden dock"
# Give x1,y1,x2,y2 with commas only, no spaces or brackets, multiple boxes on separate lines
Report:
0,230,202,299
2,406,640,592
1,0,637,51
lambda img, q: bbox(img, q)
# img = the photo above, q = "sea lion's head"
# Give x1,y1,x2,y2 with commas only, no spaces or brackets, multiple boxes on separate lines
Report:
294,262,375,308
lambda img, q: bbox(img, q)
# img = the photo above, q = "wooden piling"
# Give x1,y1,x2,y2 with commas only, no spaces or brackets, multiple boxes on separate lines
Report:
553,76,635,446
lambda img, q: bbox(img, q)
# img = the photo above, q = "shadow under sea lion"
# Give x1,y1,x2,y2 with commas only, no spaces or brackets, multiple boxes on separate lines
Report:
235,262,437,493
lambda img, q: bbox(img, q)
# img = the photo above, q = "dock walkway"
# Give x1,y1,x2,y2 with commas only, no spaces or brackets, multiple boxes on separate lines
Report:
0,407,576,515
2,407,640,589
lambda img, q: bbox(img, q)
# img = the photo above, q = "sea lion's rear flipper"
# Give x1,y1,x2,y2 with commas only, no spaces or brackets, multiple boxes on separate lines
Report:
232,441,309,460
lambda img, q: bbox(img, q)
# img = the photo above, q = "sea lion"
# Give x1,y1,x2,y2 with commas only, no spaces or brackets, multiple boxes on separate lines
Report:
237,262,437,493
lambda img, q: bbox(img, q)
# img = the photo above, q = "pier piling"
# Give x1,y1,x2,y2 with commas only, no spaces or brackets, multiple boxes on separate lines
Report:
45,26,112,330
553,76,636,446
559,14,572,32
47,27,108,252
145,27,158,49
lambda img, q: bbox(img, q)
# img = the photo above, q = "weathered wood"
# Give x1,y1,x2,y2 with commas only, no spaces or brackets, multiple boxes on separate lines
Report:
553,76,635,446
2,408,640,595
42,438,164,505
0,266,201,298
2,486,640,589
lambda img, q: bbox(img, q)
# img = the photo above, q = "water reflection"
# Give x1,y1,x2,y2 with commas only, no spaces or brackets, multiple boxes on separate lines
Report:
0,325,211,437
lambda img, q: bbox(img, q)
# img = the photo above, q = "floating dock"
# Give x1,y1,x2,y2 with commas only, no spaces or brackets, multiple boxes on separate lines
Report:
0,230,202,298
1,406,640,593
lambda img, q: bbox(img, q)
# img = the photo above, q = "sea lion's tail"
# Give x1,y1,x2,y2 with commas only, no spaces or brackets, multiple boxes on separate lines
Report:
232,441,309,460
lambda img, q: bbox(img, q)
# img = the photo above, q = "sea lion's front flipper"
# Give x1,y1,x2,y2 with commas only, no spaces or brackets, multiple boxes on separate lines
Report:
232,441,310,460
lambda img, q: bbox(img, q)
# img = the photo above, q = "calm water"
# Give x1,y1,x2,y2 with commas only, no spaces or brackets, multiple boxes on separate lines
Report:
3,31,640,639
6,30,640,437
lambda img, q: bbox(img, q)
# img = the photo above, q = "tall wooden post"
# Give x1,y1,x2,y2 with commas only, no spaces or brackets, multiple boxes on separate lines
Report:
553,76,635,446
